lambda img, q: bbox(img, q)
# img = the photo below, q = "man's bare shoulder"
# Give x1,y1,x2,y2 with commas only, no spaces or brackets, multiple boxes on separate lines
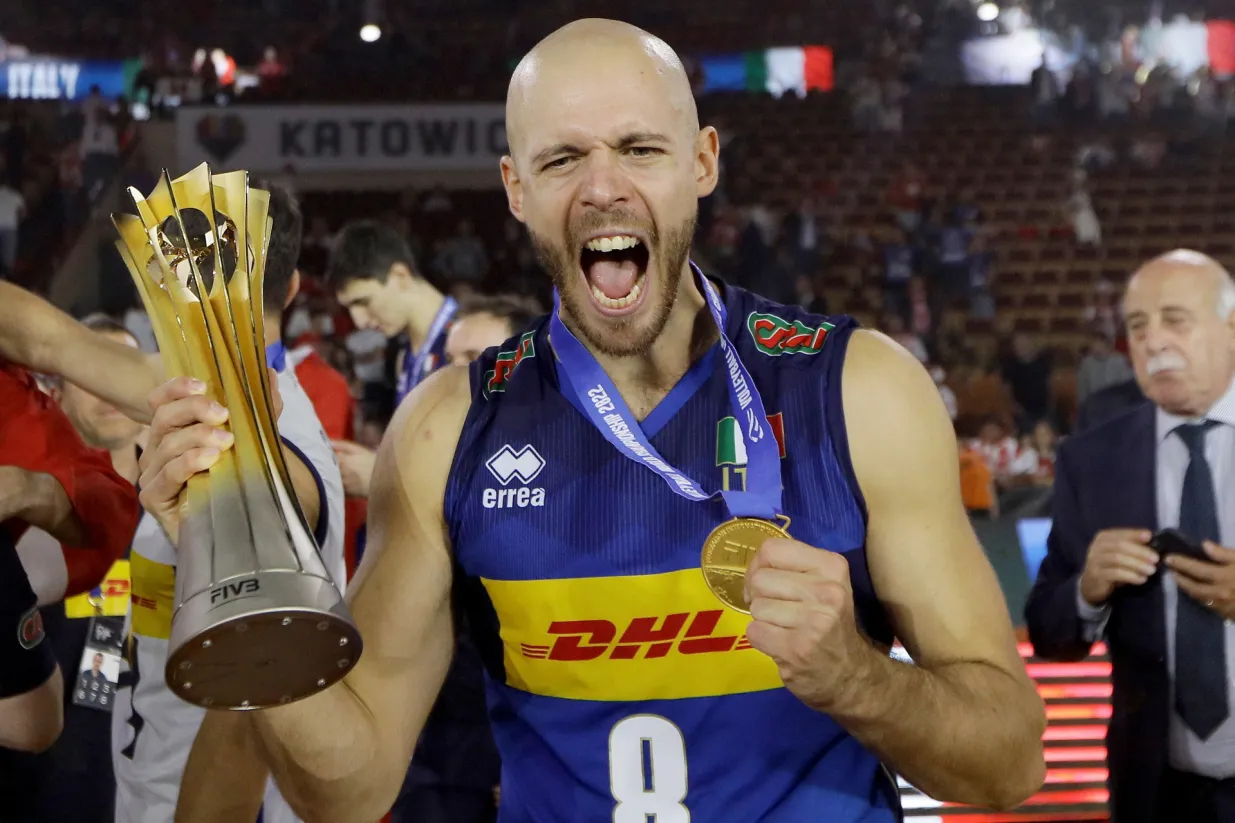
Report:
840,329,957,489
841,329,941,413
383,365,473,480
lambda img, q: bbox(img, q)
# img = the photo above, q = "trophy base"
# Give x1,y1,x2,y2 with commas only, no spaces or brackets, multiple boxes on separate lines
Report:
165,570,363,710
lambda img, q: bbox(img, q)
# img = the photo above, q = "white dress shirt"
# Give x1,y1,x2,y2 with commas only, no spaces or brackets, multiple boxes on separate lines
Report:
1078,374,1235,777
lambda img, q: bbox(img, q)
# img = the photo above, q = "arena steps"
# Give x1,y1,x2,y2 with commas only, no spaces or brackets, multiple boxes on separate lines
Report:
897,643,1110,822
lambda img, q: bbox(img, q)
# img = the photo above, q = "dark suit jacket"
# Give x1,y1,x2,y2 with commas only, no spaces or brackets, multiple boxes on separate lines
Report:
1025,403,1167,823
1076,379,1147,434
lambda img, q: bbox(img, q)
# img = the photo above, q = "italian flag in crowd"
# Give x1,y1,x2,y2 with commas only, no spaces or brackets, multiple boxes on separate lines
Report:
698,47,834,97
716,414,787,467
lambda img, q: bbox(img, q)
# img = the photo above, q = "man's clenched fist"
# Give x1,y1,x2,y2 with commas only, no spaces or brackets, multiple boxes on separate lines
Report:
744,538,879,712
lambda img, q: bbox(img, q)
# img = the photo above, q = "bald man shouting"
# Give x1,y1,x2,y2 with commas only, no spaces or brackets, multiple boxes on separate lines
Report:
1028,251,1235,823
166,19,1044,823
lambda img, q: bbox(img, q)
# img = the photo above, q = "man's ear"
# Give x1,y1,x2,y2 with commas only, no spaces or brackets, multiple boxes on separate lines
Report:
284,269,301,309
694,126,720,199
387,262,416,289
501,156,526,223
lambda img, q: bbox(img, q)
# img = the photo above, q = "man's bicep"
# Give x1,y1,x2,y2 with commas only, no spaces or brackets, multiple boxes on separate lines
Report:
844,332,1023,674
339,368,469,759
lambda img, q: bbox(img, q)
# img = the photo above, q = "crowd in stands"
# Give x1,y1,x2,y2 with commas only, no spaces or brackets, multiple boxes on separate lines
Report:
3,0,1230,564
0,93,137,290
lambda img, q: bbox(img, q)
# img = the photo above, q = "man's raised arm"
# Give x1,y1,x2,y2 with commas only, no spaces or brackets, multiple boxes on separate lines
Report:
833,331,1045,809
170,367,470,823
0,282,159,421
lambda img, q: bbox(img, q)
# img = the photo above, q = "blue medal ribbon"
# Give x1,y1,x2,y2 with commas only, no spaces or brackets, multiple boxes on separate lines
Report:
398,297,458,401
265,341,286,373
549,264,782,520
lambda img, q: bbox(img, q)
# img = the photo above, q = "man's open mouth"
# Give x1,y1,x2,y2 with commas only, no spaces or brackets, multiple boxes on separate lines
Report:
580,233,651,312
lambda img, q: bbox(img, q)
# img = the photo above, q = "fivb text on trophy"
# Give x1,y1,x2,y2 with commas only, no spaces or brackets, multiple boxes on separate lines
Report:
112,163,361,710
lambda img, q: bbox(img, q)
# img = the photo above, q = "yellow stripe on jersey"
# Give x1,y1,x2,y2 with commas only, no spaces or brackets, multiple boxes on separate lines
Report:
64,560,131,618
482,568,782,702
130,553,176,639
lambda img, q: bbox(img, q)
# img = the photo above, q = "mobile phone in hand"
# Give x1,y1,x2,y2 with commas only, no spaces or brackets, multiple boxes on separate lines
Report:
1149,528,1209,563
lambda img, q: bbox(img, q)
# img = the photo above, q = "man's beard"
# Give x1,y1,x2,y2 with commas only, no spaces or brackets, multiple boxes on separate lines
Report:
531,211,696,358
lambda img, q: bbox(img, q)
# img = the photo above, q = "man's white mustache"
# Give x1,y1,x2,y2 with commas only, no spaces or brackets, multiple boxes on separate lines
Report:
1147,353,1188,375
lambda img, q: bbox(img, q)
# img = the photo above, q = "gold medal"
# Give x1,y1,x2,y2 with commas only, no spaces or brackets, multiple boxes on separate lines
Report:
701,517,791,614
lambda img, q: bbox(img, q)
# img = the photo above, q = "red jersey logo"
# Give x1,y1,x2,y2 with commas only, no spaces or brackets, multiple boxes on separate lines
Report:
18,606,45,650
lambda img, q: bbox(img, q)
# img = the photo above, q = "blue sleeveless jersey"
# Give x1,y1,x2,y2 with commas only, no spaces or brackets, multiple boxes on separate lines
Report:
444,281,902,823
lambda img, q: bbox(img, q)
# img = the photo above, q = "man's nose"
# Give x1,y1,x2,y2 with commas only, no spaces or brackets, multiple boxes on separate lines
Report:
578,150,632,212
1143,320,1171,353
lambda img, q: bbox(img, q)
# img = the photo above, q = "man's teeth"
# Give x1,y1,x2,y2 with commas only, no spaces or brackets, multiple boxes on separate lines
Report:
591,273,645,309
584,235,641,252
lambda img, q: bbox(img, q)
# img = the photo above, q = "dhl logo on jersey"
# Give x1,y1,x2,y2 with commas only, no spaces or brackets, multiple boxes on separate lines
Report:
64,560,131,618
129,553,176,640
519,611,753,661
483,568,783,702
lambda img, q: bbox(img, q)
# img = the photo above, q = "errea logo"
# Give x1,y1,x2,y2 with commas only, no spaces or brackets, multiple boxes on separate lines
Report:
483,445,547,509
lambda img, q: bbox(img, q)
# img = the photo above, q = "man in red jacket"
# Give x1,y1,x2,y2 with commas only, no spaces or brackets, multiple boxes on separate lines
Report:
287,341,366,580
0,359,140,758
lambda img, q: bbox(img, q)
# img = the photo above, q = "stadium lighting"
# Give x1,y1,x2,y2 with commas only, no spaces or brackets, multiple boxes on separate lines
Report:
360,24,382,43
976,2,999,22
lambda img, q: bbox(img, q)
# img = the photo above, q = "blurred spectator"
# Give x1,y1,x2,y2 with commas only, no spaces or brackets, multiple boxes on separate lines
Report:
1084,280,1122,342
5,108,29,188
932,364,958,421
121,306,157,354
792,275,828,314
973,417,1020,478
1031,58,1061,125
886,162,926,232
783,195,823,276
1076,138,1116,173
298,215,335,272
966,232,995,318
1002,334,1052,428
881,227,915,315
421,186,454,214
904,276,938,342
0,175,24,278
1065,177,1102,248
433,219,489,287
936,211,973,298
1007,420,1058,488
346,326,387,391
79,87,119,203
1076,330,1134,406
959,433,998,519
1130,133,1167,170
209,48,236,94
885,313,928,363
443,293,543,367
257,46,287,95
956,355,1016,435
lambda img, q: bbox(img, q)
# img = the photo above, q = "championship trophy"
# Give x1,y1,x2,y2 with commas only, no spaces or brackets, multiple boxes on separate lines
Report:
112,164,361,710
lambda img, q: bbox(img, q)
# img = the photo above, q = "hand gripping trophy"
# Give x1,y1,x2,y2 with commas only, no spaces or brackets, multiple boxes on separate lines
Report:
112,164,361,711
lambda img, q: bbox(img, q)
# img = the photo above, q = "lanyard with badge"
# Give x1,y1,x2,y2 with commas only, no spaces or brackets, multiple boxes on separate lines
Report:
397,297,457,402
65,562,129,712
550,264,788,613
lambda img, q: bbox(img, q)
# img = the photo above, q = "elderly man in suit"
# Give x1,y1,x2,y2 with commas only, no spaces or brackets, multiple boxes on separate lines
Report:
1026,249,1235,823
